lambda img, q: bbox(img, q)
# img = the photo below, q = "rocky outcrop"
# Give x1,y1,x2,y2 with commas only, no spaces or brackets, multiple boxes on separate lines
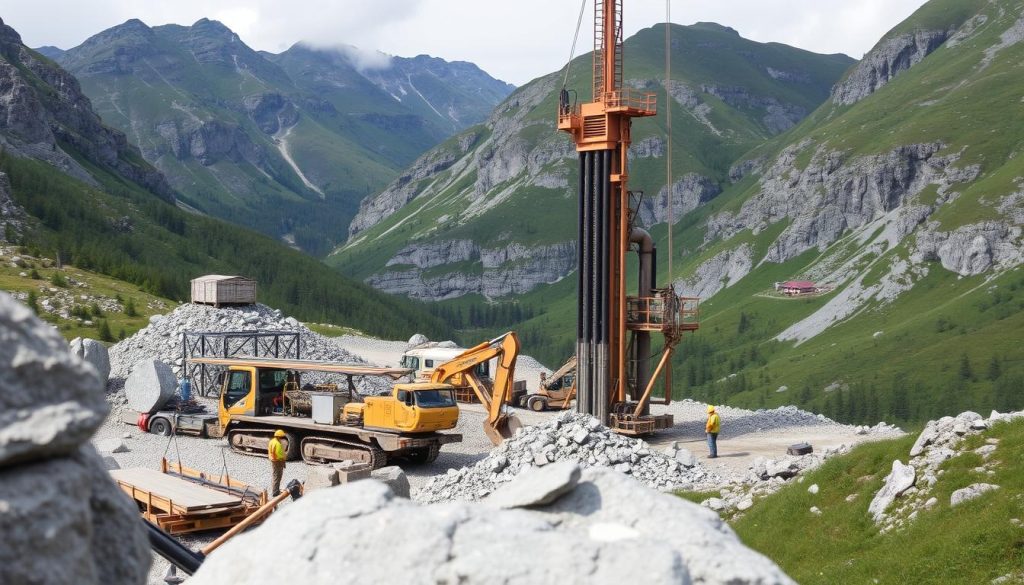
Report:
868,460,916,522
243,92,299,135
701,84,807,134
0,18,172,200
831,29,952,105
913,220,1024,276
190,466,794,585
348,133,476,238
707,142,980,264
676,244,753,300
0,172,26,242
155,118,269,167
370,240,576,300
638,173,722,227
0,291,150,584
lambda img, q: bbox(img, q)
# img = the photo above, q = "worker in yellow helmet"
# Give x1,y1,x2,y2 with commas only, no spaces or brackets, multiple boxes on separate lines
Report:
268,429,287,496
705,405,720,459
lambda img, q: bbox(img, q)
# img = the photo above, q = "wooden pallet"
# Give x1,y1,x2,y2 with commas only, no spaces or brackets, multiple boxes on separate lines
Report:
111,461,266,535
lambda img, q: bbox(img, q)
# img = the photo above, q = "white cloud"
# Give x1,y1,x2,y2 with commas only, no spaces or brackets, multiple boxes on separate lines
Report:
4,0,930,85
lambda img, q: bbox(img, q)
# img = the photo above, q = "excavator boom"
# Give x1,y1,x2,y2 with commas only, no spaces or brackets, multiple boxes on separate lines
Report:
431,332,523,444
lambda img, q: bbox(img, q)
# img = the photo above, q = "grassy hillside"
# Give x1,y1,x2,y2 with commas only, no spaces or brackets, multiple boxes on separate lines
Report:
0,150,450,341
731,419,1024,584
330,22,854,279
58,19,511,256
360,0,1024,425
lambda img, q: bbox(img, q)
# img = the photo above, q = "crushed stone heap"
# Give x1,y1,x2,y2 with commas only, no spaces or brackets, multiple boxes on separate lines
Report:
106,303,391,410
190,464,795,585
675,399,903,436
417,411,723,503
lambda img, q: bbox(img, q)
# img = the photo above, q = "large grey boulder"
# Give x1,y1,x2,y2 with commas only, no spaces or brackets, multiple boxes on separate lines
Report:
868,460,916,522
124,358,177,413
0,448,150,584
69,337,111,384
190,468,793,585
370,466,410,498
485,461,581,509
950,483,1000,507
0,292,150,584
0,293,107,467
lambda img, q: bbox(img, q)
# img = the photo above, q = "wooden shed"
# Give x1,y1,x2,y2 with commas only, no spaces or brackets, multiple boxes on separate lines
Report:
191,275,256,306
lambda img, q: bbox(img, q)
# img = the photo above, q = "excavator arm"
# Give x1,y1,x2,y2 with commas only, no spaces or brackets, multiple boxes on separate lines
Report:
431,332,522,444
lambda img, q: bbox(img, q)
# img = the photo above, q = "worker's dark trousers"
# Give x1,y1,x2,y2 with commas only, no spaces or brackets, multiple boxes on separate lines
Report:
271,460,285,496
706,432,718,458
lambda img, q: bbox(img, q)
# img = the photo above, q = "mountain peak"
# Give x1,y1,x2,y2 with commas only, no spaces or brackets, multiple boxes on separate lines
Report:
691,22,740,36
0,16,24,50
190,18,233,36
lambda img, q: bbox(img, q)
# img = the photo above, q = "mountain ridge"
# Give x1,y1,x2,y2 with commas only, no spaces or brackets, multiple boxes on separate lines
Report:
51,18,513,255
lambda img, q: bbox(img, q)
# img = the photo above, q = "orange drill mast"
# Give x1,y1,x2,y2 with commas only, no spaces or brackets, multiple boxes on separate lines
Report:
558,1,698,433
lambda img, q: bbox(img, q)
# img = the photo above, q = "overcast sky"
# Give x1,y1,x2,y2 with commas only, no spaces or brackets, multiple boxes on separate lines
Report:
5,0,929,85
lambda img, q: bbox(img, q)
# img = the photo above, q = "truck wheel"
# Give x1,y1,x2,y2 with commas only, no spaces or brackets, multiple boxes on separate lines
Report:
528,395,546,412
149,417,172,436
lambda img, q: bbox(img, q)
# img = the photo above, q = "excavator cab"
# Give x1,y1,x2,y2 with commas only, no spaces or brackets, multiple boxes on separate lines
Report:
348,383,459,433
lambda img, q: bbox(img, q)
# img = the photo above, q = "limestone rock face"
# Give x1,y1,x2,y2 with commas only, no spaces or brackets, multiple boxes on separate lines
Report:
0,291,150,584
369,240,577,300
0,293,107,467
0,17,172,200
831,29,952,106
190,469,794,585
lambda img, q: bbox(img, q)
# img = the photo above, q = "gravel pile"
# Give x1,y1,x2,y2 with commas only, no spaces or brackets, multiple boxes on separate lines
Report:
106,303,391,412
665,399,903,437
416,411,723,503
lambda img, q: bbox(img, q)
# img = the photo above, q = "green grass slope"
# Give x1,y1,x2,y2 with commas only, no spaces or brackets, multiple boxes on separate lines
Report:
330,22,852,281
57,18,511,256
1,150,450,340
732,419,1024,584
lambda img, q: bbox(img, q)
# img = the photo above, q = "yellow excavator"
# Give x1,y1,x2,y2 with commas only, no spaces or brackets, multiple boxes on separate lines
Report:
430,331,523,445
190,357,462,468
522,355,577,412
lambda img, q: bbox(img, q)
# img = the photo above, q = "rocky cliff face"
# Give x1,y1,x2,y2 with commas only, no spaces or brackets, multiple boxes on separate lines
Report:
0,172,26,241
707,142,980,264
831,29,952,105
0,18,172,200
335,23,853,300
368,240,576,300
347,131,479,238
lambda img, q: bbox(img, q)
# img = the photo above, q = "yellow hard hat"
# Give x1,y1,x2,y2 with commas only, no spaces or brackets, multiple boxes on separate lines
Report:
274,429,286,438
707,405,715,413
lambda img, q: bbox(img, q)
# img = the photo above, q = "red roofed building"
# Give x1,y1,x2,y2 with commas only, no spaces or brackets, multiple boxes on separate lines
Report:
779,280,817,295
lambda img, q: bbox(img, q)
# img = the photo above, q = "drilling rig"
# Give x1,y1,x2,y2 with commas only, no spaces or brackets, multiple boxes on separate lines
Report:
558,0,699,434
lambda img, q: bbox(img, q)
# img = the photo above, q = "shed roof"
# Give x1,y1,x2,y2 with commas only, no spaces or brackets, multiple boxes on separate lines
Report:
782,280,816,288
191,275,254,283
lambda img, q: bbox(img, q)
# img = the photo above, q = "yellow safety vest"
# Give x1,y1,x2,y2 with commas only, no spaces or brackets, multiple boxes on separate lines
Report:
706,413,720,434
268,437,286,462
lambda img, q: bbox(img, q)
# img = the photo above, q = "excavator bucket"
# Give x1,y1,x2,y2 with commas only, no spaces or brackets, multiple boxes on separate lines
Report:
483,412,523,445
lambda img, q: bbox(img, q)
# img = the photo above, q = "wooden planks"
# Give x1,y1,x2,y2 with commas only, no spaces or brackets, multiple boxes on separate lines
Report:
111,468,240,512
